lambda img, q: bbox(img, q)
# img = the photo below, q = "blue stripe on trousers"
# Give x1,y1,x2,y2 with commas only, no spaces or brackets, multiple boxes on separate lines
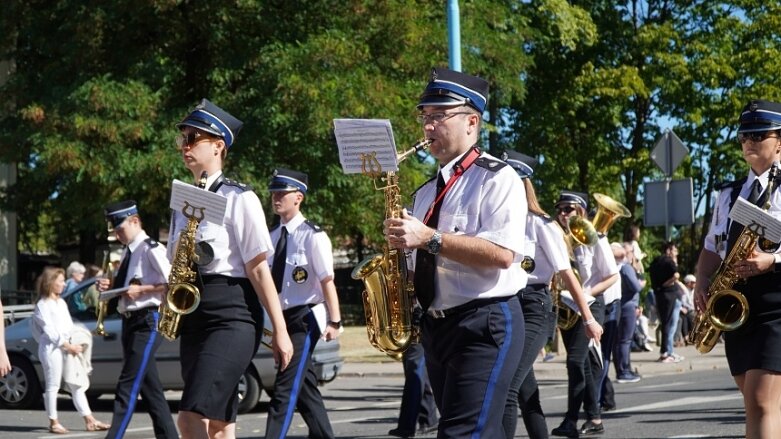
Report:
113,311,159,439
277,314,317,438
472,301,513,439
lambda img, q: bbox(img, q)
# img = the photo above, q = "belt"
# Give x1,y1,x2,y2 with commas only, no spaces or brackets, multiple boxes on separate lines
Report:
427,296,513,319
526,283,549,290
122,306,156,319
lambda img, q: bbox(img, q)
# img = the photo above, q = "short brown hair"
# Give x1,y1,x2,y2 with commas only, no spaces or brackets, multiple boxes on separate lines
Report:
36,266,65,301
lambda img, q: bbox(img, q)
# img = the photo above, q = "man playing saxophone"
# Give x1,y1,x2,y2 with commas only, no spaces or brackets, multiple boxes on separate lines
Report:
694,99,781,438
97,200,178,439
384,67,526,438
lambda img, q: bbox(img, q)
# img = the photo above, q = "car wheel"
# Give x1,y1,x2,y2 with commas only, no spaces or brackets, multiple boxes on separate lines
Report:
0,356,42,409
237,367,260,414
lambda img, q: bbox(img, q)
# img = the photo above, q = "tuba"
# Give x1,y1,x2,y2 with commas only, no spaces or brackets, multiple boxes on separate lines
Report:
157,172,206,341
352,139,431,360
690,164,779,354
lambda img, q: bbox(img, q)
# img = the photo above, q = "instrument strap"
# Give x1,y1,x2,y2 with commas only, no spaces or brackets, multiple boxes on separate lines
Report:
423,146,481,224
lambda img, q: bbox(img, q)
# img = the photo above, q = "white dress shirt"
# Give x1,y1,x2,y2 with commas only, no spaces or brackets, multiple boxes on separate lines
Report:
116,230,170,313
526,213,571,285
269,212,335,309
168,170,274,278
411,150,527,310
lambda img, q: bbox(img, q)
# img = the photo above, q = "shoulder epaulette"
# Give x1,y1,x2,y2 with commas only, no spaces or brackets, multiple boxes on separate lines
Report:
222,177,253,192
144,237,160,248
474,156,507,172
411,175,438,197
305,220,324,233
715,177,746,191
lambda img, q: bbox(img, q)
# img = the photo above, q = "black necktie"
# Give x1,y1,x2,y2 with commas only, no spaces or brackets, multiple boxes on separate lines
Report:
748,179,764,205
113,248,131,288
414,173,446,311
272,226,288,293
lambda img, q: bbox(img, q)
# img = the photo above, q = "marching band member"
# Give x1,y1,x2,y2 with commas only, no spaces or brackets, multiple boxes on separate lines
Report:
385,67,526,437
264,168,341,439
501,152,603,439
98,200,178,439
694,99,781,438
170,99,292,438
551,191,618,438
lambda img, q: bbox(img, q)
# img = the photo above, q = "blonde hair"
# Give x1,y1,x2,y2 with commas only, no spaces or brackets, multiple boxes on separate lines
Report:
523,179,548,217
36,267,65,301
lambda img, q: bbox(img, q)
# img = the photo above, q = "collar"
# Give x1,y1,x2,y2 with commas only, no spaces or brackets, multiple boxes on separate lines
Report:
126,230,149,254
203,170,223,191
439,146,480,179
280,212,305,232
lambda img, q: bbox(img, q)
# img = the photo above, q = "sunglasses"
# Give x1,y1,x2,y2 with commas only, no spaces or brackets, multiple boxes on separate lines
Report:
175,131,214,150
557,205,577,214
738,130,780,143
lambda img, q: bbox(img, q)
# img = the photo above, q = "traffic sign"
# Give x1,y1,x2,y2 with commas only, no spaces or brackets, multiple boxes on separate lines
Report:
651,130,688,176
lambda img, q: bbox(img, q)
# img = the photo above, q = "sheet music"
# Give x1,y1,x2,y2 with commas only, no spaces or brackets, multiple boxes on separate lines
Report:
170,179,228,225
333,119,398,174
728,197,781,243
559,290,595,314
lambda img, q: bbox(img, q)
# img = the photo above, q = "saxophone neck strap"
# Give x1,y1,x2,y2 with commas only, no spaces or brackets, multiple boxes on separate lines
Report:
423,146,481,224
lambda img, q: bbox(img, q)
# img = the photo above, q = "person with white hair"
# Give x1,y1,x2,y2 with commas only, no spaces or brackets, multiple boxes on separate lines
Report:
64,261,86,293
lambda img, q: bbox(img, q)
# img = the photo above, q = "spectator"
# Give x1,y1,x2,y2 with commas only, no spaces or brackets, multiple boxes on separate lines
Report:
64,261,86,293
79,264,102,311
677,274,696,346
648,242,683,363
614,242,645,383
32,266,109,434
623,224,646,274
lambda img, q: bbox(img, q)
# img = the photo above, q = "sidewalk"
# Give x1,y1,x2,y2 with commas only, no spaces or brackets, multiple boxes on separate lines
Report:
338,326,729,379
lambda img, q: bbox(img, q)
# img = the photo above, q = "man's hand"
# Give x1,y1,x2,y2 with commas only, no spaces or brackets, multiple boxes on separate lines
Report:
694,277,711,312
322,325,341,342
96,278,111,292
384,209,433,250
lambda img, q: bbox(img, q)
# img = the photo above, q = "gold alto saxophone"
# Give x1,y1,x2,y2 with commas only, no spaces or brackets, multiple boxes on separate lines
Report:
93,250,113,336
691,163,779,354
157,172,206,341
352,138,431,359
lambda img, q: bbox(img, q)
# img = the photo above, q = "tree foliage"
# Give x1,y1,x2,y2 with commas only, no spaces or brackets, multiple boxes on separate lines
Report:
2,1,781,274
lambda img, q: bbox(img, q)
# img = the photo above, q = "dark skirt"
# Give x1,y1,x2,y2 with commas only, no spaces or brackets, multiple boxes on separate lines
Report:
724,273,781,376
179,275,263,421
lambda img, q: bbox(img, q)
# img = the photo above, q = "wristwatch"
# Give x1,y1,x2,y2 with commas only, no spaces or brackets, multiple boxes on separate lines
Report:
327,320,342,329
426,230,442,255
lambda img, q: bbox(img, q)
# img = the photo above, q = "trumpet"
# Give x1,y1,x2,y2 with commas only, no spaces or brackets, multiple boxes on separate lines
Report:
93,250,114,336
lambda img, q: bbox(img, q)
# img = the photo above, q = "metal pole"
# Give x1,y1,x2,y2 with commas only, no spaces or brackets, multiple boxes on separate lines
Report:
665,131,672,241
447,0,461,71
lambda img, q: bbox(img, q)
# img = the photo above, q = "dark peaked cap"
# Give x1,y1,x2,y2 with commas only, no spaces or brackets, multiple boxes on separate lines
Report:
502,150,538,178
417,67,489,114
268,168,309,194
177,99,244,148
105,200,138,229
738,99,781,133
555,190,589,211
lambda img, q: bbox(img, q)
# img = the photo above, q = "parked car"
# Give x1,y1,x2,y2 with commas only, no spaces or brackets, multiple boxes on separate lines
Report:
0,278,343,413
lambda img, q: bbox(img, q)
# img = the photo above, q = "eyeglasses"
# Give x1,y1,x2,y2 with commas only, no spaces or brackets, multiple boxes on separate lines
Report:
738,131,780,143
416,111,473,125
175,131,214,150
557,205,576,214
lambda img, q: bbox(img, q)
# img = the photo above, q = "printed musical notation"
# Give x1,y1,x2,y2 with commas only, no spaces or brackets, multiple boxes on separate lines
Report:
333,119,399,174
170,179,228,225
729,197,781,243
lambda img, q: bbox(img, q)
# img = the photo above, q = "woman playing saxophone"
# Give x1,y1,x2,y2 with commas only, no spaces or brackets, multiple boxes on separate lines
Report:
694,99,781,438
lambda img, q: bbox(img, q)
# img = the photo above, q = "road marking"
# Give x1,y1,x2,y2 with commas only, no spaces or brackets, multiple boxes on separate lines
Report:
612,393,743,414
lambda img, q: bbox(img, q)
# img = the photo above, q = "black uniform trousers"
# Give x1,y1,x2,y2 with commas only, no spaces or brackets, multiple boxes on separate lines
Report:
503,284,555,439
105,308,178,439
560,295,606,425
265,305,334,439
395,342,439,434
422,295,524,438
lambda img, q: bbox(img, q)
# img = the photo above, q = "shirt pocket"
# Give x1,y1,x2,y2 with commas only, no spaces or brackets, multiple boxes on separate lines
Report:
438,211,476,235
